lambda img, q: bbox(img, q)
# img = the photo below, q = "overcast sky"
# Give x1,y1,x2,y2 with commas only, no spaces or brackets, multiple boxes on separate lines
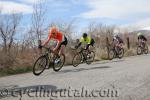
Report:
0,0,150,32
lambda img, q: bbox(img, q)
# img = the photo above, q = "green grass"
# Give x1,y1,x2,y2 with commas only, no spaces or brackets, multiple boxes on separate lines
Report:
0,66,32,77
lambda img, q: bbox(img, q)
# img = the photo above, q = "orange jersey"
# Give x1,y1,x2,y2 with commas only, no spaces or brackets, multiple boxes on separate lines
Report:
48,32,63,42
43,27,63,46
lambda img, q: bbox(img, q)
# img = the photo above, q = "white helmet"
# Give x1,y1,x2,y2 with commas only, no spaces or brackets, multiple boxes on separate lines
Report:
113,29,120,36
137,32,142,36
114,33,119,37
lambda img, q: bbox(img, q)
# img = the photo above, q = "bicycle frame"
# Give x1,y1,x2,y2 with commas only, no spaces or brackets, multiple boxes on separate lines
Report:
42,47,53,65
79,48,88,62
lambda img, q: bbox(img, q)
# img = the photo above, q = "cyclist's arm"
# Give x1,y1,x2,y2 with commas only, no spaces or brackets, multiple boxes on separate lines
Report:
76,42,81,48
86,44,90,50
76,38,83,48
43,35,51,46
143,37,147,41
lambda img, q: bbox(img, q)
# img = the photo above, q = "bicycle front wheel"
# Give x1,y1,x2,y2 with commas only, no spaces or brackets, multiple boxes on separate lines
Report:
33,55,48,76
53,54,65,72
72,53,82,67
118,48,124,59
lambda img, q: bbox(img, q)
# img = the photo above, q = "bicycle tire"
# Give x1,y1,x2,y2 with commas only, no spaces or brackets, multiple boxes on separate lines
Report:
72,53,82,67
137,46,142,55
53,54,65,72
118,48,124,59
144,45,149,54
86,51,95,65
33,55,48,76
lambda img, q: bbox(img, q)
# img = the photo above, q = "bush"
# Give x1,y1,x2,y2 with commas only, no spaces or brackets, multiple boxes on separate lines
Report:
124,48,137,57
0,49,36,77
0,66,32,76
0,52,16,69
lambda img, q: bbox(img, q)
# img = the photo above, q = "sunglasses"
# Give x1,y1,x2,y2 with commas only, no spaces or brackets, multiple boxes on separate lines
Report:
52,32,56,35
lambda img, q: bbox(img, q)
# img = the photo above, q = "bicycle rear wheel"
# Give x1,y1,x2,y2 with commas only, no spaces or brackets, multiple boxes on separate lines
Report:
33,55,48,76
72,53,82,67
118,48,124,59
144,45,149,54
53,54,65,72
137,46,142,55
86,51,95,64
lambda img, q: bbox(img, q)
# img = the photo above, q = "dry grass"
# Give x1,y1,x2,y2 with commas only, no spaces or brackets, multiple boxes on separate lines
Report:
0,48,38,77
0,34,149,77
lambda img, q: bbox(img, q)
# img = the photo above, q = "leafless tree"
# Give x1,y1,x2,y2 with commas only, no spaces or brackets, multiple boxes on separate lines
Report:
31,0,47,41
0,13,22,53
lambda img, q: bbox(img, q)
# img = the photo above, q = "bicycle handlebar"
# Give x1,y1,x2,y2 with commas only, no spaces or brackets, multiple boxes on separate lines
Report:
40,46,52,52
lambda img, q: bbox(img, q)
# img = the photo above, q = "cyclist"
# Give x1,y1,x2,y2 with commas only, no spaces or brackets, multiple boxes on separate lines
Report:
39,26,68,62
112,33,123,51
75,33,95,50
137,32,147,47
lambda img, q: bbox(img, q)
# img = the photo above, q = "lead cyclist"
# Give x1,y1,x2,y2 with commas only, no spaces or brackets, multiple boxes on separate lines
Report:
39,26,68,63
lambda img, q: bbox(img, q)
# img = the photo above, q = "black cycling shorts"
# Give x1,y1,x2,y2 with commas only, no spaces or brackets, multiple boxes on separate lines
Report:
58,36,68,49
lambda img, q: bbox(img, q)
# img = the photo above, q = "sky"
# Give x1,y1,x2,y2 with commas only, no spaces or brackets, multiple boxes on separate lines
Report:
0,0,150,33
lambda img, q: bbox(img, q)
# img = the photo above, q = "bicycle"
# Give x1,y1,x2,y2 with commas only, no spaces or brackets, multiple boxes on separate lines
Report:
33,46,65,76
108,44,124,60
72,47,95,67
137,41,149,55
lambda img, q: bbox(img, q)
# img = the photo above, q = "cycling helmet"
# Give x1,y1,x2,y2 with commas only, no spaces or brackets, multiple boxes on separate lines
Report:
83,33,88,38
114,33,119,37
50,26,58,35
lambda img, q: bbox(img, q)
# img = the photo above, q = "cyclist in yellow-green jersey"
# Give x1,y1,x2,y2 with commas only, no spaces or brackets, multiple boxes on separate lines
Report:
76,33,95,50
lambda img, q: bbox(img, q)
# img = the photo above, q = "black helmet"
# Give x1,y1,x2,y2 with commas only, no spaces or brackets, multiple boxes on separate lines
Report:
83,33,87,38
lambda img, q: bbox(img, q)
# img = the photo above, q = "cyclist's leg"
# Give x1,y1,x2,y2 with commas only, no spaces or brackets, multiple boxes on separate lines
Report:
87,39,94,52
142,40,146,48
118,42,123,48
51,46,60,64
90,39,95,50
60,45,65,55
88,44,93,53
114,42,120,53
113,40,118,50
138,39,142,47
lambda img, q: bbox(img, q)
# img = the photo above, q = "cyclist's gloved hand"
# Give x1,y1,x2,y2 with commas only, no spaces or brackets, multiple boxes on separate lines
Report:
38,45,43,49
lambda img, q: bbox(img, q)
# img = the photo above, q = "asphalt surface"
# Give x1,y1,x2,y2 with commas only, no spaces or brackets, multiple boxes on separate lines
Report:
0,54,150,100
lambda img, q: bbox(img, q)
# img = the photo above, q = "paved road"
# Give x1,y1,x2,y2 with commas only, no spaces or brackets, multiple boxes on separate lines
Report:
0,54,150,100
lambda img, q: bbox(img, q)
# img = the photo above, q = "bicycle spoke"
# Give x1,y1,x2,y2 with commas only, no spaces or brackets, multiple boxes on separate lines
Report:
33,56,47,76
72,53,82,67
